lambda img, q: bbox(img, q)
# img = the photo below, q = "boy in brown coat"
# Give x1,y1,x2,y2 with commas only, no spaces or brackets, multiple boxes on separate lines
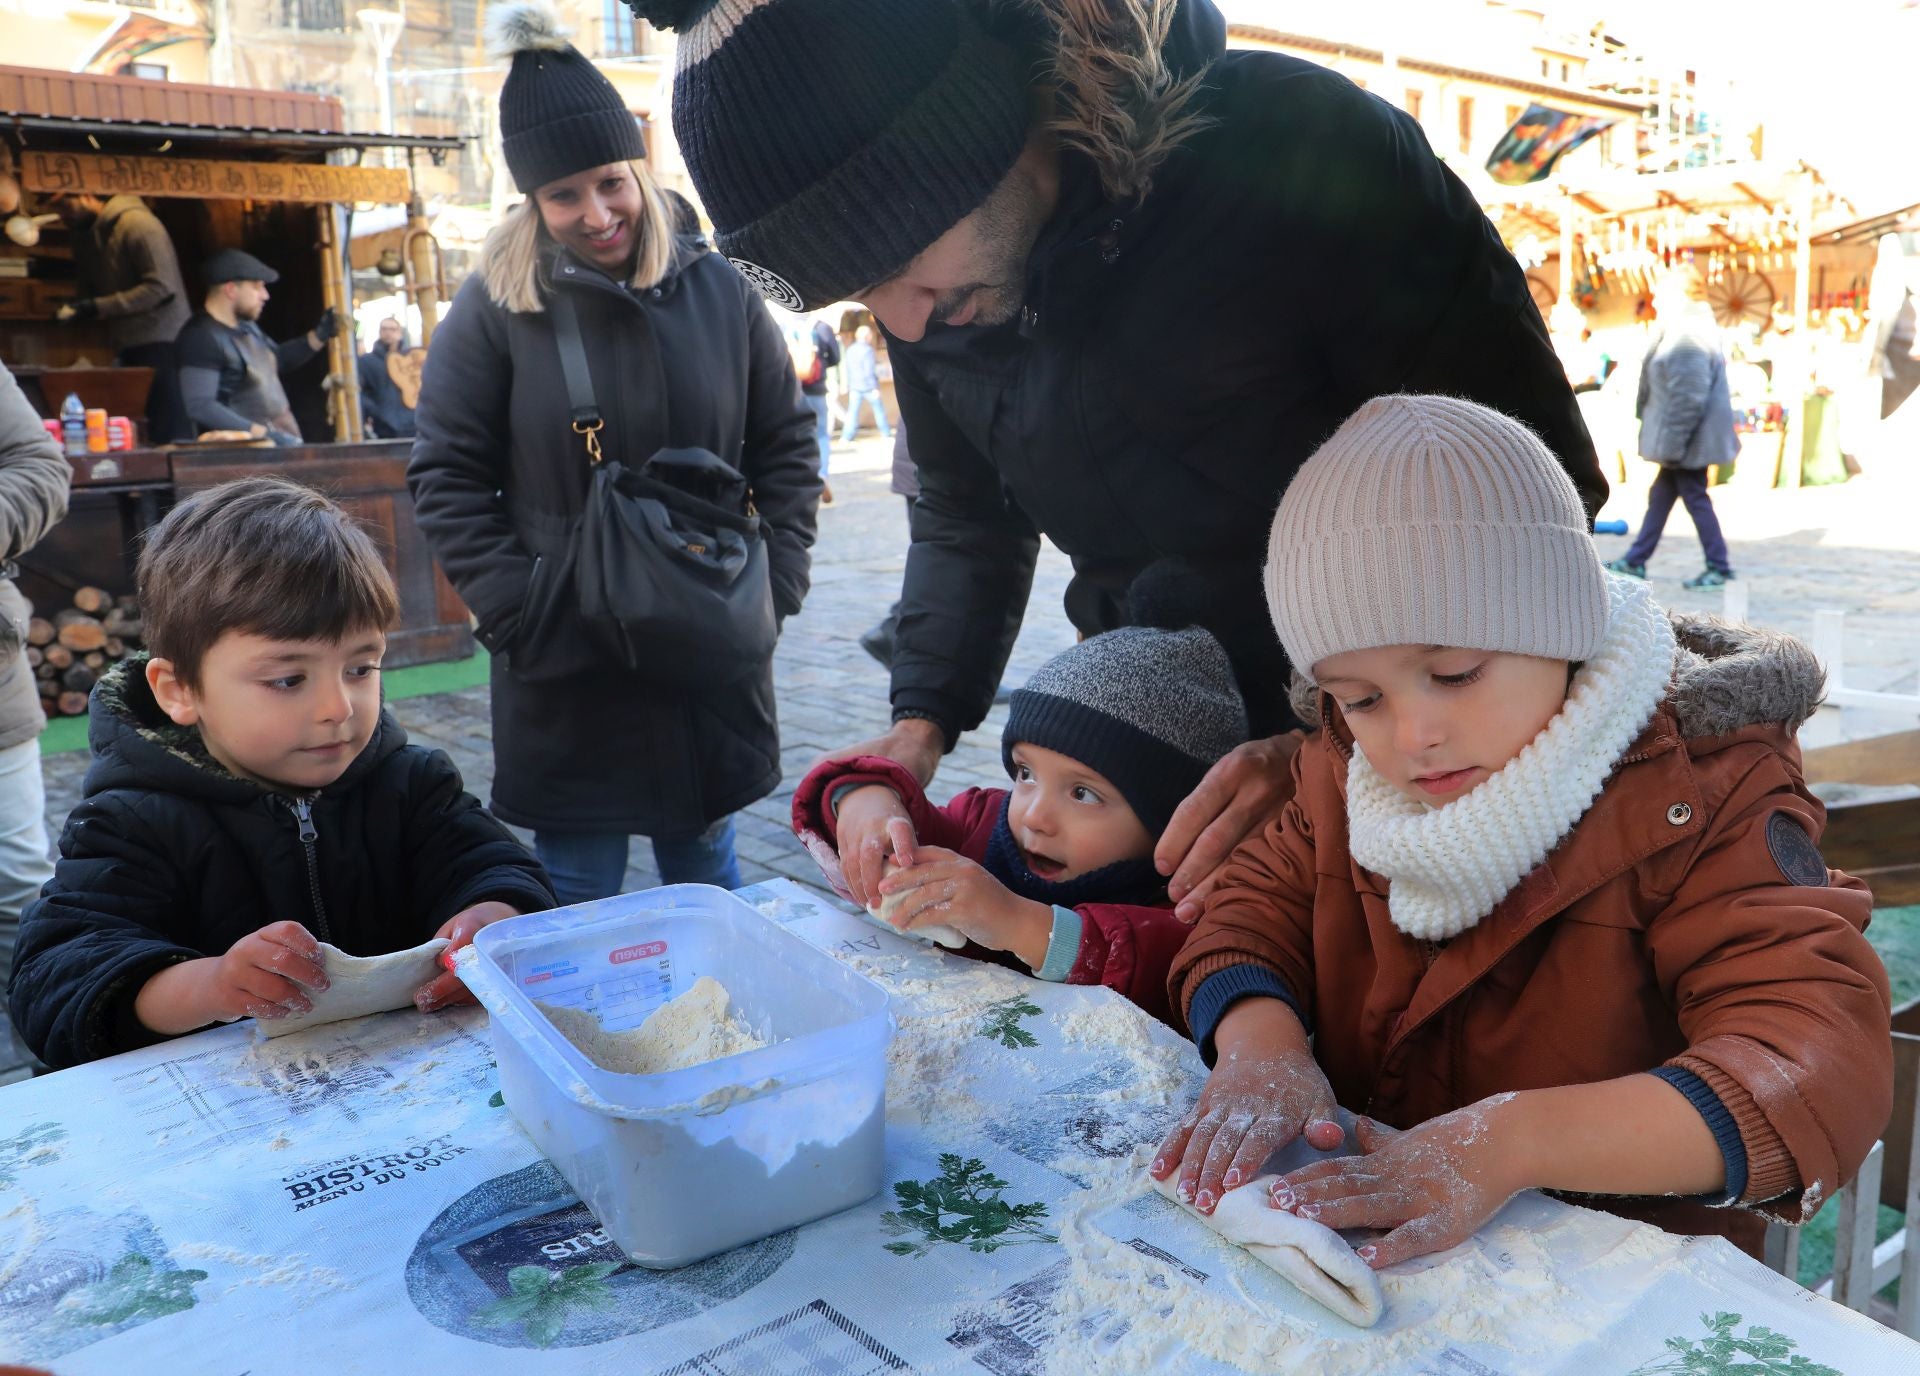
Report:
1153,395,1891,1267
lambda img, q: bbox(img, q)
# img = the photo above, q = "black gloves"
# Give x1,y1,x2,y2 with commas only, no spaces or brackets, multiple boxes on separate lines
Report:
312,307,340,342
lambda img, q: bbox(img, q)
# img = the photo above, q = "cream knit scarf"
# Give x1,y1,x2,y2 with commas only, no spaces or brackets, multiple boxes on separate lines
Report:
1344,575,1676,942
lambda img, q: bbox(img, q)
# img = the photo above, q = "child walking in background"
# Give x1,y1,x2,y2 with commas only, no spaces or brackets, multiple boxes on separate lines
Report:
794,627,1247,1027
8,479,554,1068
1154,395,1889,1267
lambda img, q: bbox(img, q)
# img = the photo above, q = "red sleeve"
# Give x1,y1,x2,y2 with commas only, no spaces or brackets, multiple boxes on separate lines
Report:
1066,902,1193,1034
788,756,1002,898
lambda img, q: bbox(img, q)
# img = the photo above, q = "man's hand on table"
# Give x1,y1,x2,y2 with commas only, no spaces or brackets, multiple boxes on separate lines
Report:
1155,732,1306,921
133,920,327,1035
415,901,521,1012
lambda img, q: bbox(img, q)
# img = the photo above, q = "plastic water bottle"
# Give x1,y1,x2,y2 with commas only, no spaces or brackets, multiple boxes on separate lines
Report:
1594,519,1628,536
59,393,86,458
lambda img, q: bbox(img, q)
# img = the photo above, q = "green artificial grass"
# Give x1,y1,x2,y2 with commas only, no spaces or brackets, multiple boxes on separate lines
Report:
38,650,491,757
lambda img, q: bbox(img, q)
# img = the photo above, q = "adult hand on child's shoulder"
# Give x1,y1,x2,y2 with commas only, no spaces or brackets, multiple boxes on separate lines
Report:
416,902,521,1012
833,788,917,910
1271,1103,1528,1270
1156,731,1307,921
135,920,328,1035
874,846,1052,968
1150,997,1342,1216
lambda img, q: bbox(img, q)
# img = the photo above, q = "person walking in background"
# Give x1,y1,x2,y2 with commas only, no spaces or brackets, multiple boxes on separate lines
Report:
48,193,192,444
0,366,73,1072
1607,266,1739,589
358,316,418,440
840,325,892,443
795,315,841,503
408,2,819,907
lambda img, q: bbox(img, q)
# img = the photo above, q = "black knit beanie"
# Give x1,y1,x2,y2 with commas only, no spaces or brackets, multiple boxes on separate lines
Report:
488,2,646,193
629,0,1030,310
1003,627,1250,837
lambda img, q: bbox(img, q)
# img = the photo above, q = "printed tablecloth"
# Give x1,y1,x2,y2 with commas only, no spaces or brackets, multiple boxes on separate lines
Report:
3,878,1916,1375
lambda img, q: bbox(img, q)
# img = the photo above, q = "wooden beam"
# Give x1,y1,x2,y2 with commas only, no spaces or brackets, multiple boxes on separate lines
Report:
1734,181,1776,212
19,149,409,204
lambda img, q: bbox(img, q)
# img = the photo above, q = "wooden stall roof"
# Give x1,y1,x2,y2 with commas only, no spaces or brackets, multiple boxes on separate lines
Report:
1483,160,1860,250
0,65,463,152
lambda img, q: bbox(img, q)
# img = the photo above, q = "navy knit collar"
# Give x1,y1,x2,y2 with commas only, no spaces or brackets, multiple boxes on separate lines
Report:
982,795,1167,910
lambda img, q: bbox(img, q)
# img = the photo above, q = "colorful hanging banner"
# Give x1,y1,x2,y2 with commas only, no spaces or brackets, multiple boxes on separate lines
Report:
1485,104,1617,187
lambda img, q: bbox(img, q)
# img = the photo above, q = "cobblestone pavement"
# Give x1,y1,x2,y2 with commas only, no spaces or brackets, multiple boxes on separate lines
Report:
9,434,1917,1082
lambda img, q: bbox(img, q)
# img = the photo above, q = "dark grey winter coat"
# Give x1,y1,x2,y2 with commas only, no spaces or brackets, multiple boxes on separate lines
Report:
887,0,1607,742
1636,303,1740,470
407,236,820,836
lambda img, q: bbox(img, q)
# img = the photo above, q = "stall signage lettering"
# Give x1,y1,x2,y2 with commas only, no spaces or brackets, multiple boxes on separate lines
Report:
21,150,410,204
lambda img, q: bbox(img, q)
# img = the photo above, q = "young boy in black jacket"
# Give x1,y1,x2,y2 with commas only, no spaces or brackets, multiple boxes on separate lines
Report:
8,478,555,1068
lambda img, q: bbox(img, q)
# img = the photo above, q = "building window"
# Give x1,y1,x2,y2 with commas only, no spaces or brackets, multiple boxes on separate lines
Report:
126,61,169,80
1541,58,1550,78
1457,96,1474,154
1560,61,1570,82
285,0,346,30
1405,88,1423,121
604,0,636,56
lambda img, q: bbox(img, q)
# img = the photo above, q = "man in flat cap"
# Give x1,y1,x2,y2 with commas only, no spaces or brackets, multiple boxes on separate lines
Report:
174,249,339,444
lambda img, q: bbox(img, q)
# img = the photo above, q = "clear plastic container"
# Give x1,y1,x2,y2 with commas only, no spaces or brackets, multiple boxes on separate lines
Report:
459,885,892,1269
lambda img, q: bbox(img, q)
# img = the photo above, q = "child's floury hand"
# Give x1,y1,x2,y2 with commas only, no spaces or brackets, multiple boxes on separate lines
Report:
1271,1099,1525,1268
1150,999,1344,1215
202,921,329,1023
873,846,1051,968
416,902,521,1012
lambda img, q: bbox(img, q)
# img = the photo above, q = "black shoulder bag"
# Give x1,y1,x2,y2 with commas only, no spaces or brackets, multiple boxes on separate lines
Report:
548,288,777,687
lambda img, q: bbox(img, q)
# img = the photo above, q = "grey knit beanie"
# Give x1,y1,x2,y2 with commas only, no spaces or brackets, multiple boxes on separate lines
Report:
1265,394,1610,679
1003,627,1250,835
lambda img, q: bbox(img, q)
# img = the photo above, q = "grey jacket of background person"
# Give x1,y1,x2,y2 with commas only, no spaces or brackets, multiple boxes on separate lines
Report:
1636,303,1740,470
0,369,73,751
79,196,191,352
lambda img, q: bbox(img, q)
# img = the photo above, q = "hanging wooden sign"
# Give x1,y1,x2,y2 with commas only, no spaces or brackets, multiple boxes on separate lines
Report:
19,150,409,205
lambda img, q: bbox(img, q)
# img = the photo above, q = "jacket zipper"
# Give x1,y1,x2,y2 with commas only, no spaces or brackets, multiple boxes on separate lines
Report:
283,794,333,942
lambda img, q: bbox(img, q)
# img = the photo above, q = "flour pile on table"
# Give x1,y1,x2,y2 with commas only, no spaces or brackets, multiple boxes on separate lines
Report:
537,975,767,1075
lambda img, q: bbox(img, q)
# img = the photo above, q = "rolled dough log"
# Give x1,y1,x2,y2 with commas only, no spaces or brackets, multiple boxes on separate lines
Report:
865,857,966,948
259,937,451,1038
1149,1169,1385,1328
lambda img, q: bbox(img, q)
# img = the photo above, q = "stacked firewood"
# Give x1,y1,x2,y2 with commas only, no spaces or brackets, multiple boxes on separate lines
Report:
25,587,143,719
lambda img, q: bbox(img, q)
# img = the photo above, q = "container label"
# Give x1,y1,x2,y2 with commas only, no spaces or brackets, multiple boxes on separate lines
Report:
609,941,667,965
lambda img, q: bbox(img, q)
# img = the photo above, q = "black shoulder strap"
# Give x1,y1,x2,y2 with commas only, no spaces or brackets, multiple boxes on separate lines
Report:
547,288,600,427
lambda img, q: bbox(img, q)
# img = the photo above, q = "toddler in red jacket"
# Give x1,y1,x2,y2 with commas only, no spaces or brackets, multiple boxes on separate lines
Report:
792,627,1249,1027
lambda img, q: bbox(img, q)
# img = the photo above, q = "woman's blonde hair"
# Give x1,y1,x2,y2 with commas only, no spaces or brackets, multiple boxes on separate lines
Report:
478,159,678,313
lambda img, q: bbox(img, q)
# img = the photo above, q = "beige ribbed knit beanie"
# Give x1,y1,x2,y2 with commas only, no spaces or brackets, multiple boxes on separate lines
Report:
1265,394,1609,679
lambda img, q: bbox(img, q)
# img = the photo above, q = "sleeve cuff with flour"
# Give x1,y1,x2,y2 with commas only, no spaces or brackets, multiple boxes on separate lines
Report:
1031,906,1083,982
1187,965,1310,1065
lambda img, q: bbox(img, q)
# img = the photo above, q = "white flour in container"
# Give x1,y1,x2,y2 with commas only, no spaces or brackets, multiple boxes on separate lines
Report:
538,975,766,1075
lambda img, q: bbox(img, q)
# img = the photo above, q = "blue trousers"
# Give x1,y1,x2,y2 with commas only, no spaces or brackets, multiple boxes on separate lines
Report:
534,817,742,908
841,389,892,442
1624,465,1732,573
803,393,831,475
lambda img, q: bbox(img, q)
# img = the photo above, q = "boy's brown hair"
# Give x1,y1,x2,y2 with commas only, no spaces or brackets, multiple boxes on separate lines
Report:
137,477,399,688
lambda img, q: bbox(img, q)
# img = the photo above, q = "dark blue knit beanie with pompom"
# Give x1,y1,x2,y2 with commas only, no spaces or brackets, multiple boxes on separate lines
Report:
489,1,646,193
627,0,1030,311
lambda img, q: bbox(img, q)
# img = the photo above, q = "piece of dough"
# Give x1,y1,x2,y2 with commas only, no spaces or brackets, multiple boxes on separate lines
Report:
1149,1170,1385,1328
865,857,967,948
259,937,450,1038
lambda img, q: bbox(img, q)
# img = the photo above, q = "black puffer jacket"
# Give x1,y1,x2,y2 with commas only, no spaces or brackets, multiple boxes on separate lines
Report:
888,0,1607,741
8,660,555,1068
408,235,819,835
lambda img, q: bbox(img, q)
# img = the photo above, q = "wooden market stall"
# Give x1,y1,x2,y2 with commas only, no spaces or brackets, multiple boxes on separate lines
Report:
1483,160,1917,490
0,65,471,700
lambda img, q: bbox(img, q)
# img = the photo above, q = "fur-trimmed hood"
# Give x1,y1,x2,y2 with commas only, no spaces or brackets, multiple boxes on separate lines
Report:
1010,0,1223,204
1289,613,1826,740
84,654,406,806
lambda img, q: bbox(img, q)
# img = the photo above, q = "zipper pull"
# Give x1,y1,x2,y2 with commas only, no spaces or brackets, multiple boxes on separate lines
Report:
292,796,317,843
1019,305,1039,338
